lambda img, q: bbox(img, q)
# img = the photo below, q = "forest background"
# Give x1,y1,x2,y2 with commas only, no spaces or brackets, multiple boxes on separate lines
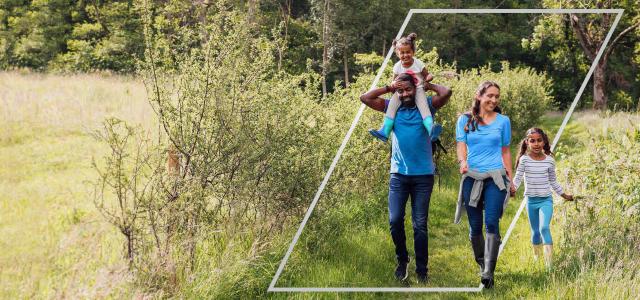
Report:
2,0,640,109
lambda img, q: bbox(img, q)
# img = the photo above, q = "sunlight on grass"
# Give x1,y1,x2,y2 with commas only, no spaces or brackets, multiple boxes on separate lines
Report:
0,72,153,298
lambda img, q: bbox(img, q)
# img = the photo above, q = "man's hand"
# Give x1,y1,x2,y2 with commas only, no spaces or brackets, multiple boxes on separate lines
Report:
424,81,452,110
392,79,410,91
510,185,516,197
561,193,574,201
359,86,389,113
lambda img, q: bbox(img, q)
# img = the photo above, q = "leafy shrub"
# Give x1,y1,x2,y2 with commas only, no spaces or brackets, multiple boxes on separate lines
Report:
95,2,341,292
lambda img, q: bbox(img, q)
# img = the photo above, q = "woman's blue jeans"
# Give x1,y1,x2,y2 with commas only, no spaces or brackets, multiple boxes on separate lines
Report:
462,176,508,237
388,173,434,276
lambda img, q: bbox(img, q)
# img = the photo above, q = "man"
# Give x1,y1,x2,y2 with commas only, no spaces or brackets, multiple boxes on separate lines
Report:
359,73,452,282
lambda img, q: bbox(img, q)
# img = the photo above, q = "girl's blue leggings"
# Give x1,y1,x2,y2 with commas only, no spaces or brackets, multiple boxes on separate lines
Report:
526,196,554,245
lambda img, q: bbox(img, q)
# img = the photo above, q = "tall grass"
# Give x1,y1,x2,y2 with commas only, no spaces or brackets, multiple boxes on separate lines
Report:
548,112,640,299
0,71,151,298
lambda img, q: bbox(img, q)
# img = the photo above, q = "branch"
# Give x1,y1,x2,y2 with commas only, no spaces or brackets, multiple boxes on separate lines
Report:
603,22,640,63
570,14,597,61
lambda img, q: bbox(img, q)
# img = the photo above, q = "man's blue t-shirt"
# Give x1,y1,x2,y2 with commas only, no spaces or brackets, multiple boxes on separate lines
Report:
455,113,511,172
384,96,436,175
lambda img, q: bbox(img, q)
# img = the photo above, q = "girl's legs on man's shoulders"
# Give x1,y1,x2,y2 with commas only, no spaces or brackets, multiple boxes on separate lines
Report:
415,86,433,136
369,93,401,142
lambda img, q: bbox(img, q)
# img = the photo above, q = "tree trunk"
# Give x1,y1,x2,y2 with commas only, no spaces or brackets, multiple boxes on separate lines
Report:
247,0,258,23
321,0,330,98
592,61,607,110
276,0,291,72
382,39,386,56
343,45,349,87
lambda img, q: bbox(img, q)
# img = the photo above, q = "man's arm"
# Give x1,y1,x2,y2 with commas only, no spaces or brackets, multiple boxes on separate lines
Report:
424,82,452,110
421,68,433,83
359,86,391,113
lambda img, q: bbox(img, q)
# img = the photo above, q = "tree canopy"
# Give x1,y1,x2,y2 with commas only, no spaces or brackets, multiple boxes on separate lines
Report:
0,0,638,109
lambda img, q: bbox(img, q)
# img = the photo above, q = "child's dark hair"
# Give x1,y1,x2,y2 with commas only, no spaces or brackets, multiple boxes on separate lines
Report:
463,81,502,133
515,127,553,169
396,72,417,89
392,32,418,51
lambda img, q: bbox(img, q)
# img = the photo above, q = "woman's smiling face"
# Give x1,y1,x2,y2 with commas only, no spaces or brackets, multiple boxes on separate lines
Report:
476,86,500,113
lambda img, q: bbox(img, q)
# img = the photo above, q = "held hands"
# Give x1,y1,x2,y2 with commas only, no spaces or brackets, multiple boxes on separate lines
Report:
509,185,516,197
458,160,468,174
561,193,574,201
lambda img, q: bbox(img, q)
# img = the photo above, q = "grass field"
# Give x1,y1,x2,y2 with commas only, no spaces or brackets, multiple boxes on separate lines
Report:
0,72,151,298
1,71,636,299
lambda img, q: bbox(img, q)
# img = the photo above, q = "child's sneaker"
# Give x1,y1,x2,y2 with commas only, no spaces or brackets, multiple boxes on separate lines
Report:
369,116,394,143
369,129,389,142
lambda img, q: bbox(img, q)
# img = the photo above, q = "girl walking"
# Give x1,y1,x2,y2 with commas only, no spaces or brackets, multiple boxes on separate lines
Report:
511,127,573,269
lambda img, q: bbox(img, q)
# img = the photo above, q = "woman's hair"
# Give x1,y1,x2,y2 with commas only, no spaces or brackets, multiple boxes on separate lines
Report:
392,32,418,51
463,81,502,133
515,127,553,169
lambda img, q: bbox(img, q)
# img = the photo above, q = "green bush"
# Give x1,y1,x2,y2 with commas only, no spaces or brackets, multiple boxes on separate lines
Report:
96,3,341,293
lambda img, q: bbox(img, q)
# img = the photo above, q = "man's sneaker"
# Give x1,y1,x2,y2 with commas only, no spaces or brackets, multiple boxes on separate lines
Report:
416,272,428,283
394,258,409,281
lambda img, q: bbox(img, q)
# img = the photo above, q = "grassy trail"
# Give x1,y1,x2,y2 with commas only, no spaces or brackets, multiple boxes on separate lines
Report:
267,113,585,299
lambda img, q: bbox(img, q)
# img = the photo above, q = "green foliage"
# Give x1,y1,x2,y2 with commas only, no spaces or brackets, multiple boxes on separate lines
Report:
93,2,343,293
522,13,590,109
0,0,143,72
1,0,638,108
524,0,640,110
353,51,384,72
51,1,144,72
554,113,640,292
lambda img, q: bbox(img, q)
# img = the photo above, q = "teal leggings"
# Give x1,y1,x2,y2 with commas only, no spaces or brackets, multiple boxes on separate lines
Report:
526,196,554,245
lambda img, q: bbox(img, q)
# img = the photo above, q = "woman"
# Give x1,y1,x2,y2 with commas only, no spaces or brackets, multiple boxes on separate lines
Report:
454,81,513,288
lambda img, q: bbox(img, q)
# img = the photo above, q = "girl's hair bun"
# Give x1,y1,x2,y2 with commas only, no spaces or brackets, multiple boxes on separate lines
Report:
392,33,418,51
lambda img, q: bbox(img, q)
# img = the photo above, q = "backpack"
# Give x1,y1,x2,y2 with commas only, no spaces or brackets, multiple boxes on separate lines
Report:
431,122,446,187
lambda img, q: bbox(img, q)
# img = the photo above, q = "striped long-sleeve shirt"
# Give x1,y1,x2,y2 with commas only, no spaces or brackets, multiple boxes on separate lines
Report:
513,154,564,197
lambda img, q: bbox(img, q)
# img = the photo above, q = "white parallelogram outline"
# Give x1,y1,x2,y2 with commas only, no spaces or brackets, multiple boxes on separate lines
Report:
268,8,624,293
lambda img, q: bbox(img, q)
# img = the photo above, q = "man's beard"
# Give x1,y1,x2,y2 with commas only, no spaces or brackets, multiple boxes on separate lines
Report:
400,95,415,103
